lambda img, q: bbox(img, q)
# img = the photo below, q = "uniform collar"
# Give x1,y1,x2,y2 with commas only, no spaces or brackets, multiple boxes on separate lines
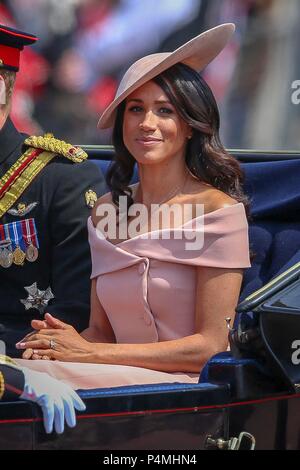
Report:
0,117,24,165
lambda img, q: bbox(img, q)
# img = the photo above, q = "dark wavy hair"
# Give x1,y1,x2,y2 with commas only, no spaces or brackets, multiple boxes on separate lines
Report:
107,62,248,214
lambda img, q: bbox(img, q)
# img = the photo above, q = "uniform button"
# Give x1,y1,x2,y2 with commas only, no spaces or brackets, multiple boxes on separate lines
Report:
138,262,146,275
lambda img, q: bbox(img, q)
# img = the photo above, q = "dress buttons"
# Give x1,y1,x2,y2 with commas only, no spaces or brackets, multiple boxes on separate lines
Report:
138,262,146,275
143,315,152,326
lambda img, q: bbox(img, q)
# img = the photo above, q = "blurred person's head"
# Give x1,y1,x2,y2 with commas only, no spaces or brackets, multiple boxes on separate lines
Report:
0,69,16,117
0,24,37,127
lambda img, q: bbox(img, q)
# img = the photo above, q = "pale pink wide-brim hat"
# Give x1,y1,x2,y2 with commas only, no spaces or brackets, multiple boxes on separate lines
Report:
98,23,235,129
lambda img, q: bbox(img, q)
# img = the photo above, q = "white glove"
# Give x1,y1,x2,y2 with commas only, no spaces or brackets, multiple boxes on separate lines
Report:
20,367,86,434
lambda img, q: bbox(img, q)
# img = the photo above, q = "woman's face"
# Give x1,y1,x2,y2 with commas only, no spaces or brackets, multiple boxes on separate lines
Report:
123,80,191,165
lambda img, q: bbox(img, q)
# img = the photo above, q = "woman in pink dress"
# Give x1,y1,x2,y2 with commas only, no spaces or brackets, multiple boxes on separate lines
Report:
15,23,250,390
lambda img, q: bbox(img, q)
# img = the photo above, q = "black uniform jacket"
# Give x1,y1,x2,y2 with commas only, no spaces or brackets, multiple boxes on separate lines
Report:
0,356,24,401
0,118,106,356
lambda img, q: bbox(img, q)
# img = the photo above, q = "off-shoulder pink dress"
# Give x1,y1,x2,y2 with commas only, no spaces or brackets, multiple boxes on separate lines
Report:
17,203,250,390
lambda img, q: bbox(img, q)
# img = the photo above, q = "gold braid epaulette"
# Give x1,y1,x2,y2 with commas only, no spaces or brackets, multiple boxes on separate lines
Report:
24,133,88,163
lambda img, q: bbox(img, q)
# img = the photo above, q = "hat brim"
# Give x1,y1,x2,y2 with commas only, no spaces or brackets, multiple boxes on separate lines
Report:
98,23,235,129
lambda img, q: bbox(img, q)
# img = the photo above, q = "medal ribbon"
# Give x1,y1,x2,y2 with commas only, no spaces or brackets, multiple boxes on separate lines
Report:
10,222,17,251
0,224,5,243
21,218,39,249
8,221,23,252
3,223,11,248
16,221,26,251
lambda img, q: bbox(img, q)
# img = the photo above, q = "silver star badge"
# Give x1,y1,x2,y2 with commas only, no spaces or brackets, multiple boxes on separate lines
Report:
20,282,54,314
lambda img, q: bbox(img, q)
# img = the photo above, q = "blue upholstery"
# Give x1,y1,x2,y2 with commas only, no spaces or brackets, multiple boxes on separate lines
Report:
77,380,230,411
79,381,221,398
199,351,258,383
241,159,300,301
199,351,271,381
91,160,139,193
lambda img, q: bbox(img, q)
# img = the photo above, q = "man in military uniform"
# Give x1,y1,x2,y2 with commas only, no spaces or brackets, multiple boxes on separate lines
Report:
0,354,85,433
0,25,106,356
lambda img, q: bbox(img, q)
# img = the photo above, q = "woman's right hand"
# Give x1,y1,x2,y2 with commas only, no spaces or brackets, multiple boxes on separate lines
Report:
19,315,58,360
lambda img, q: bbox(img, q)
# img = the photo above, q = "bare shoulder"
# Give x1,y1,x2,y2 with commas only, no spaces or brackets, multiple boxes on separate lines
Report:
205,189,239,214
186,178,239,214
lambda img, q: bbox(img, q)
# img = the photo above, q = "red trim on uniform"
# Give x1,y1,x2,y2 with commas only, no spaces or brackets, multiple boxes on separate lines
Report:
0,44,20,68
0,27,36,41
0,149,42,199
5,383,23,396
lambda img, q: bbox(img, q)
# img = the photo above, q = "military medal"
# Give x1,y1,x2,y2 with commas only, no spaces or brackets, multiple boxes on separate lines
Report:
13,246,26,265
5,220,27,266
23,218,39,262
0,246,13,268
0,220,39,267
20,282,54,314
0,226,13,269
26,243,39,262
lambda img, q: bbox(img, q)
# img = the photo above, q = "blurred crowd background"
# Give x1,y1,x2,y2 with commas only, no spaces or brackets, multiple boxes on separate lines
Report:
1,0,300,150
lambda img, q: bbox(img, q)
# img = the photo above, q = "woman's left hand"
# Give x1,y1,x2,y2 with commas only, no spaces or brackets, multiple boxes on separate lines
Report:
16,313,95,362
